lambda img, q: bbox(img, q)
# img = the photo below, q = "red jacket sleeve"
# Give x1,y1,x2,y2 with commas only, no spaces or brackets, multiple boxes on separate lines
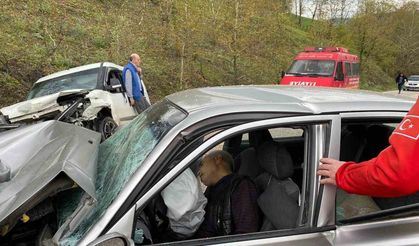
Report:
336,98,419,197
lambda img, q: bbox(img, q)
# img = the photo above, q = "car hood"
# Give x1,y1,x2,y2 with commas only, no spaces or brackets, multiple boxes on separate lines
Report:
0,89,89,121
0,121,101,227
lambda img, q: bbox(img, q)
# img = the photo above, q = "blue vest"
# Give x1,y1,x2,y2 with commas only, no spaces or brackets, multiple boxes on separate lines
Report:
122,62,143,101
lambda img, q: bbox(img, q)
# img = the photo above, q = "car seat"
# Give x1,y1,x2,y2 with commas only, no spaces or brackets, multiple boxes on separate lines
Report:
359,124,393,162
233,130,272,174
223,134,243,161
340,125,368,162
249,130,273,148
235,147,261,179
254,141,300,231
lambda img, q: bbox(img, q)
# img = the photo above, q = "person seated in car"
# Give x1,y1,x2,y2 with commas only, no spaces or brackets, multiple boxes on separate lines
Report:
195,150,260,237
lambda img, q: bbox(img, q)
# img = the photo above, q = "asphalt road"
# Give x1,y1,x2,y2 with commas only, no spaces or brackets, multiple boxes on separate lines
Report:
383,90,418,100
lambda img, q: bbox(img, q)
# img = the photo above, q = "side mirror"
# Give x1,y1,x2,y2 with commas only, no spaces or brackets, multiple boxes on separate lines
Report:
281,70,285,78
87,232,134,246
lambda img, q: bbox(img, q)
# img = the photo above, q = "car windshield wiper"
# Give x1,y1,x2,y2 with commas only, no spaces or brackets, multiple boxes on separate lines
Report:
286,72,306,76
287,72,330,77
306,73,331,77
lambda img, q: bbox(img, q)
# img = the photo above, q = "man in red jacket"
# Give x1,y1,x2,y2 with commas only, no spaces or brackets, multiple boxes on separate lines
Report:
318,97,419,197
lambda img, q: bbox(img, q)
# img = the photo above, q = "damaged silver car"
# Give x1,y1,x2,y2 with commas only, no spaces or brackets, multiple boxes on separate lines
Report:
1,86,418,246
0,62,150,140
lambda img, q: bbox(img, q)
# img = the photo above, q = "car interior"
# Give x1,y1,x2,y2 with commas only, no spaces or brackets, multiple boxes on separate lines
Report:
106,70,124,93
136,120,419,244
337,121,419,223
135,126,307,244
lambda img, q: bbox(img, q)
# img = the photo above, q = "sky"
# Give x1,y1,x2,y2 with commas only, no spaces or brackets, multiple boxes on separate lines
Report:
297,0,419,19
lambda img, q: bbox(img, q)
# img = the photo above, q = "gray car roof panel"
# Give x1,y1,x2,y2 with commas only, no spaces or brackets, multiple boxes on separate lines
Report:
167,86,415,115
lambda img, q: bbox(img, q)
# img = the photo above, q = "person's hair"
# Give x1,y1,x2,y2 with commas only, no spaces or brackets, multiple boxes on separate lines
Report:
205,150,234,172
129,53,139,62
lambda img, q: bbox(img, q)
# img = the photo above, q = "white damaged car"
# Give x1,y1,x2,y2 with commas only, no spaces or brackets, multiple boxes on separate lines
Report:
0,62,150,140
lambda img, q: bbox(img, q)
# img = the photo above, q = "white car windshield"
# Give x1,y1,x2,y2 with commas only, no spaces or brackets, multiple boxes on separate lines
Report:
58,100,187,245
287,60,335,76
27,68,99,99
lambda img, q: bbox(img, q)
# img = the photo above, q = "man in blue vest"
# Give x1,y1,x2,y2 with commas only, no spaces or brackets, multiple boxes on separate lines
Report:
122,53,150,113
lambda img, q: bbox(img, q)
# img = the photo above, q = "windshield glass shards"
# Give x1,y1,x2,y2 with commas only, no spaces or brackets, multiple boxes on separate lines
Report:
59,101,187,245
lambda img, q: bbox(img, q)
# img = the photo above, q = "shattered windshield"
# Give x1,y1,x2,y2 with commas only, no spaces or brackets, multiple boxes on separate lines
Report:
287,60,335,76
59,100,187,245
27,68,99,99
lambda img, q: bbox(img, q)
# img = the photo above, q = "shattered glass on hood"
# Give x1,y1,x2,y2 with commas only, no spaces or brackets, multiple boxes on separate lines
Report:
59,100,187,245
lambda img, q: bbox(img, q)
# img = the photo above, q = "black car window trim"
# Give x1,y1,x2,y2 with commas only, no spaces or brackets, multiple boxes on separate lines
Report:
340,117,404,124
153,225,337,246
339,203,419,225
96,62,106,90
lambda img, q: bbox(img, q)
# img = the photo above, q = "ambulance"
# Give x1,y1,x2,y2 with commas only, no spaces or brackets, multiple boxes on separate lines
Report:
280,47,360,88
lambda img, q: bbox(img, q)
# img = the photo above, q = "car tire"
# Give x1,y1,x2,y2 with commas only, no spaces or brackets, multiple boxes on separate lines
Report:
97,116,118,141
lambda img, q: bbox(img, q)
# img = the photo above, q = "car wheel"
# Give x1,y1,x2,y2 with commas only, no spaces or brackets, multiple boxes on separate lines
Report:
97,116,118,141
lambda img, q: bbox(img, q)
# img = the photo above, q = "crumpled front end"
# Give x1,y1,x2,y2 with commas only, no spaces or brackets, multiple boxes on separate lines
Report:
0,121,101,244
0,90,117,140
0,90,90,124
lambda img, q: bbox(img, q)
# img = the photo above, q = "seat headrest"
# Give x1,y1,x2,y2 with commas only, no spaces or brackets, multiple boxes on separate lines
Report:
257,142,294,180
249,130,273,148
235,147,261,179
366,125,393,141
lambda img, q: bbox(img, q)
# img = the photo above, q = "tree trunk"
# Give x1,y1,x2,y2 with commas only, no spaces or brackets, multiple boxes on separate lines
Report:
298,0,303,26
311,1,318,21
233,0,240,84
180,43,185,89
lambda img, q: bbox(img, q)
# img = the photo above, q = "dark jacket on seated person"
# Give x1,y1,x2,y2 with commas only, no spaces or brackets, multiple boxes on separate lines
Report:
195,173,259,237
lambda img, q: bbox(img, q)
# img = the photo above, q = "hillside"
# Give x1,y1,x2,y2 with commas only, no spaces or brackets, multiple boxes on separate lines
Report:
0,0,418,108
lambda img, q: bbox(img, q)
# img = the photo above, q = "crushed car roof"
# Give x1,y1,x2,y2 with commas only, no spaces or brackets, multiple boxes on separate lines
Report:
167,86,415,115
0,121,101,224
